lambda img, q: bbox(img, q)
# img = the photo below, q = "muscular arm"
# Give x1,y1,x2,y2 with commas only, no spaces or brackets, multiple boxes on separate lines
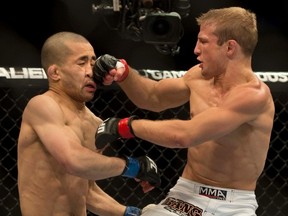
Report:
118,66,190,112
94,54,193,111
131,82,273,148
24,95,126,180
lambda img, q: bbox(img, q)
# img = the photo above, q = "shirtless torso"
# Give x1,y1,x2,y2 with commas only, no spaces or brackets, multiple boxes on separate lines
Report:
181,67,274,190
18,91,101,216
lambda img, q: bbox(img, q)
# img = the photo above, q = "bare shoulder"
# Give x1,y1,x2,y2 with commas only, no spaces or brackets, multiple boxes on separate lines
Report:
27,93,54,106
225,77,274,114
243,77,272,104
25,94,59,112
183,64,202,80
23,93,62,123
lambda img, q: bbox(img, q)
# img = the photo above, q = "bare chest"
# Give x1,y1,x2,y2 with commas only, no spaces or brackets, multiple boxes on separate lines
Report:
189,87,223,116
63,108,98,149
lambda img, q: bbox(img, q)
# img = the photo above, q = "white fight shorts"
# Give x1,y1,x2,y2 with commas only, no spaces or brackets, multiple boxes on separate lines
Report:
141,177,258,216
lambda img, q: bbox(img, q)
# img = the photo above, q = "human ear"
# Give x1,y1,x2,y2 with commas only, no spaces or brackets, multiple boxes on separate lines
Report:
47,65,60,80
227,40,237,56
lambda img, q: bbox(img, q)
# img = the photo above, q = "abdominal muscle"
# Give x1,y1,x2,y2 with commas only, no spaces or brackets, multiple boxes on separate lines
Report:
20,167,88,216
181,140,263,191
18,142,88,216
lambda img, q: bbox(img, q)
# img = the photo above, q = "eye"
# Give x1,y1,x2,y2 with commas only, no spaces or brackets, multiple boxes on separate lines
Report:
78,61,86,66
199,39,206,44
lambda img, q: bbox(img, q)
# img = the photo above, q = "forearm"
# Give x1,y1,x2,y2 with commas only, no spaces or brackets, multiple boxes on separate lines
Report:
131,107,239,149
132,118,193,148
119,67,161,110
64,147,126,180
87,182,143,216
119,67,189,111
86,182,126,216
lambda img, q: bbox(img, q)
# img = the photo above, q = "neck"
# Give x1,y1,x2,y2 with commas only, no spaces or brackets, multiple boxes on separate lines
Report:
47,87,86,111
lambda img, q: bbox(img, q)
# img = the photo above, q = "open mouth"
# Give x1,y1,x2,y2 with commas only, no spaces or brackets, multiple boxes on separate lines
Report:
85,81,96,91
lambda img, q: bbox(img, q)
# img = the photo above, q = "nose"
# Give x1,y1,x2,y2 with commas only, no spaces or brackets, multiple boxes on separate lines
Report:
194,41,200,55
86,64,94,78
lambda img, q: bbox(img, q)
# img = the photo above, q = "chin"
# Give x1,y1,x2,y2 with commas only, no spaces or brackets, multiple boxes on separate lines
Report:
84,94,94,102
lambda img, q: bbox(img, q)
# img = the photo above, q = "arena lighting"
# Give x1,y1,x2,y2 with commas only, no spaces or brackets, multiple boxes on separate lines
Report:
92,0,190,55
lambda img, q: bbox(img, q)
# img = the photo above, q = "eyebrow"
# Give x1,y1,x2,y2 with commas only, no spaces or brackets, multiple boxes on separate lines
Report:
78,55,96,61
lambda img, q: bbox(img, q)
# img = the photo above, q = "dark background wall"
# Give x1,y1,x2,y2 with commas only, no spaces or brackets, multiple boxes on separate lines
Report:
0,0,288,71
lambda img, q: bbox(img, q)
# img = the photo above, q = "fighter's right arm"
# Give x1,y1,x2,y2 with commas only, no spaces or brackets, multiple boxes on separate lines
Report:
22,95,127,180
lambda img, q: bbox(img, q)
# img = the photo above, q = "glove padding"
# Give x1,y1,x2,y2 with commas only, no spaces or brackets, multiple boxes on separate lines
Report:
95,116,137,149
93,54,128,86
124,206,141,216
122,156,161,187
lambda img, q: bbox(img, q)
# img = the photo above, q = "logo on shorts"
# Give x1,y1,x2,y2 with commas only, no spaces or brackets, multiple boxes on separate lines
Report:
199,186,227,200
162,197,203,216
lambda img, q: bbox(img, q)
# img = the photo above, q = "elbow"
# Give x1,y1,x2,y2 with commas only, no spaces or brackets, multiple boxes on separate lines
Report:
62,162,77,175
60,157,82,176
170,132,193,148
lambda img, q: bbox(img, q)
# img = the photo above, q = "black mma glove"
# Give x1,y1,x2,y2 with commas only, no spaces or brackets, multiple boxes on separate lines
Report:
122,156,161,187
95,116,138,149
93,54,129,86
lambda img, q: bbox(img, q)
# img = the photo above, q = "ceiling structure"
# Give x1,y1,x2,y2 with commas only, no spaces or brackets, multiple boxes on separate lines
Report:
0,0,287,71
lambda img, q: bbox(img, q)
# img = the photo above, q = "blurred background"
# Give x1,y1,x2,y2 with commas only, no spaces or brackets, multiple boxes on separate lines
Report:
0,1,288,216
0,0,288,71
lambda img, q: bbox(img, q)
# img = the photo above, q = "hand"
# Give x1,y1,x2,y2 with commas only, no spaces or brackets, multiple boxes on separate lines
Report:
122,156,161,192
95,116,137,149
93,54,129,86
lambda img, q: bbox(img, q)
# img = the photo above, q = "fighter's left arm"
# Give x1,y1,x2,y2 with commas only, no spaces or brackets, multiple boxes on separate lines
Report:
86,181,141,216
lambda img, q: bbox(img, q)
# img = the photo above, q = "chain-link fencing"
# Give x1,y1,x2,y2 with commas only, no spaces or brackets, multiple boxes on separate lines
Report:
0,69,287,216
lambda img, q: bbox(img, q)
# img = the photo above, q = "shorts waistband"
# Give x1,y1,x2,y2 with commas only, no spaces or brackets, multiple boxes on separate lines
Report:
177,177,255,202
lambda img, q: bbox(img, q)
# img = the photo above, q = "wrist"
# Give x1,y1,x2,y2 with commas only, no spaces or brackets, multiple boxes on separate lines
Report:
117,59,129,82
124,206,141,216
118,116,138,138
122,157,140,178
